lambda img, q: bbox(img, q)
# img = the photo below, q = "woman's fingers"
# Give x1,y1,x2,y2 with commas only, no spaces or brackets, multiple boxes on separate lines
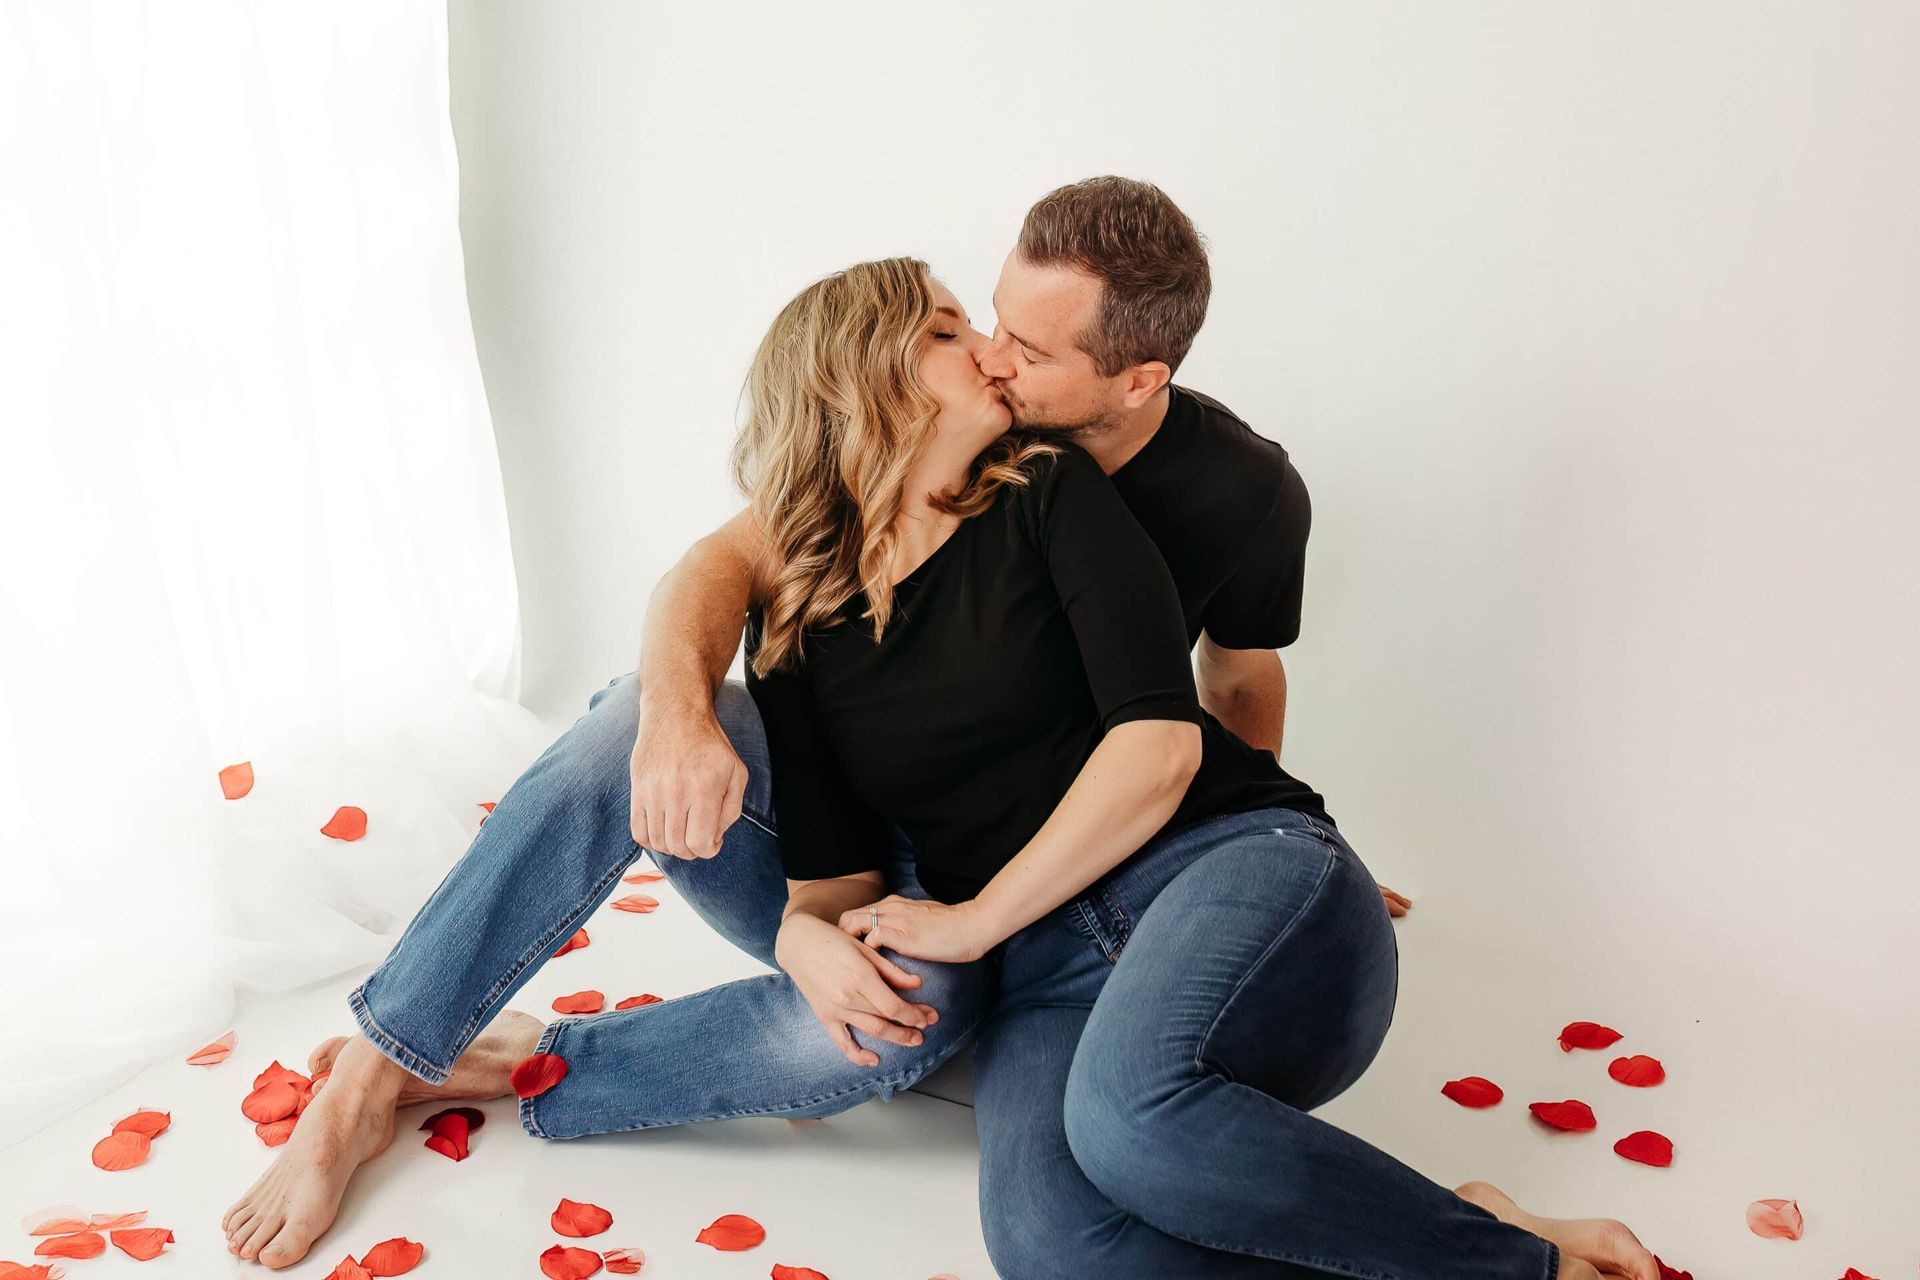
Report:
854,977,935,1031
861,946,926,991
842,1009,925,1049
820,1018,878,1068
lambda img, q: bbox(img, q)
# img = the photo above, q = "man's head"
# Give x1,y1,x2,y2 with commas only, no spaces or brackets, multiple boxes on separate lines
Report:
980,176,1211,439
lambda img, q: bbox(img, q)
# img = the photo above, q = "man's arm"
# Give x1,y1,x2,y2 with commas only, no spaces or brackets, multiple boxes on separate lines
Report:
630,508,769,859
1195,631,1413,918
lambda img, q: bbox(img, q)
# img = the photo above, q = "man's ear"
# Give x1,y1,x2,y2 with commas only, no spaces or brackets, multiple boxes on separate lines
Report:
1121,360,1172,408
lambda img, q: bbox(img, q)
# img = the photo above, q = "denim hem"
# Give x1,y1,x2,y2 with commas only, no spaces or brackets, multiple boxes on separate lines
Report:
1541,1239,1561,1280
517,1014,568,1139
347,981,454,1086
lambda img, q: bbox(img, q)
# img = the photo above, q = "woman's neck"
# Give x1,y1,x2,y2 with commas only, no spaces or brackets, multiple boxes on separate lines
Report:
886,434,982,584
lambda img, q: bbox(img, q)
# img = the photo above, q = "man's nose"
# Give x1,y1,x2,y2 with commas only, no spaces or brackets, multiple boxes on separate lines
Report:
974,331,1015,380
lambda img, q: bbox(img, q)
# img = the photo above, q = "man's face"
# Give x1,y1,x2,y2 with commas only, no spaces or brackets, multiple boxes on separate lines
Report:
979,250,1125,438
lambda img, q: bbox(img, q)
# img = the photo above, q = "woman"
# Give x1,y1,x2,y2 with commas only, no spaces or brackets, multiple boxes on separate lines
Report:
223,257,1617,1280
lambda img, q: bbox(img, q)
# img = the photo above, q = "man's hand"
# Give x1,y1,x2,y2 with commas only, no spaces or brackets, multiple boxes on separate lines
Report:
1380,882,1413,917
629,698,747,859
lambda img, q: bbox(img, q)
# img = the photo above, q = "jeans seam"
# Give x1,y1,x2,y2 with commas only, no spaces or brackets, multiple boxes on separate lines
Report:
522,1000,990,1138
347,982,453,1086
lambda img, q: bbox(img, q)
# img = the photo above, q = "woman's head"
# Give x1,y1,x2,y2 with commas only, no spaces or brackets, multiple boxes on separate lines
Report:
733,257,1058,676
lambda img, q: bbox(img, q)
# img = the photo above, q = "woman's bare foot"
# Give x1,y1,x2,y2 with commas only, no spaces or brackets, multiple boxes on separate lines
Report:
307,1009,544,1109
1455,1180,1659,1280
221,1036,404,1269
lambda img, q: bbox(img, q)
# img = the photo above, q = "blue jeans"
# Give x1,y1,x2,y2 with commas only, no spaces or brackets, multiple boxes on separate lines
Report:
350,670,1559,1279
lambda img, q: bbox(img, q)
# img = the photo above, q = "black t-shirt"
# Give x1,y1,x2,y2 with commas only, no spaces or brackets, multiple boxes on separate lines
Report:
1109,383,1312,650
744,413,1330,905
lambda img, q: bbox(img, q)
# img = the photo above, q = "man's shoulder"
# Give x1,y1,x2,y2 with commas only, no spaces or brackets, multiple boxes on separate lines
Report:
1171,384,1293,477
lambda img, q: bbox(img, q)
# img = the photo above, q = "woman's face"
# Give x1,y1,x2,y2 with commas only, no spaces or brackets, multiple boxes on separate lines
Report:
917,278,1011,449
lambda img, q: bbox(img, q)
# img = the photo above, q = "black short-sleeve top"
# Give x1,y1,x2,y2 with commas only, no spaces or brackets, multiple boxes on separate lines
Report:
744,437,1330,905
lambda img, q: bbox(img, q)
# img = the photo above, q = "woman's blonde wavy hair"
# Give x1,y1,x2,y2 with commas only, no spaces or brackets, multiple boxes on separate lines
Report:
732,257,1059,677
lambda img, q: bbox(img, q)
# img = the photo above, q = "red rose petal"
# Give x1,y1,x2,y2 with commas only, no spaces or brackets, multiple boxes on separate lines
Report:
1558,1021,1623,1052
112,1109,170,1138
1653,1256,1692,1280
600,1248,645,1274
419,1104,486,1154
552,990,606,1015
1746,1198,1803,1240
614,994,663,1011
694,1213,766,1251
772,1266,829,1280
90,1131,151,1171
252,1059,311,1091
1440,1076,1503,1108
242,1079,303,1123
322,1254,372,1280
35,1234,104,1259
610,894,659,914
108,1228,174,1261
1527,1099,1597,1131
552,1197,614,1237
24,1206,93,1235
256,1117,298,1147
0,1264,63,1279
479,801,497,811
321,805,369,840
622,871,664,884
1608,1054,1666,1087
219,761,255,799
553,929,591,957
1840,1271,1880,1280
359,1236,425,1276
539,1245,603,1280
1613,1129,1673,1166
87,1211,148,1231
511,1053,569,1099
186,1029,237,1065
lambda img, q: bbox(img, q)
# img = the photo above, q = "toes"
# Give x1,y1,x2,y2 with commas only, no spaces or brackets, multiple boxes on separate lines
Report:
239,1213,280,1260
308,1034,348,1075
225,1207,257,1249
259,1219,318,1270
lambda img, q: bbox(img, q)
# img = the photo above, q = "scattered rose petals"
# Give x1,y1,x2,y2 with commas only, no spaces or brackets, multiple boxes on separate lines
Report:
554,929,591,957
24,1208,91,1236
322,1255,372,1280
610,894,660,914
694,1214,765,1251
187,1030,237,1066
87,1212,147,1231
321,805,369,840
256,1117,298,1147
219,762,255,799
253,1059,309,1090
1746,1198,1804,1240
108,1228,174,1261
552,1198,614,1238
1613,1129,1673,1166
622,871,664,884
420,1105,486,1161
33,1236,102,1260
1558,1021,1623,1052
552,991,606,1015
0,1264,64,1279
1840,1270,1879,1280
511,1053,569,1099
1653,1257,1692,1280
1441,1076,1503,1108
479,801,497,811
1527,1100,1597,1131
112,1109,170,1138
90,1131,151,1171
242,1079,304,1124
614,995,663,1011
772,1266,829,1280
359,1236,425,1276
1608,1054,1666,1087
539,1245,603,1279
600,1248,645,1274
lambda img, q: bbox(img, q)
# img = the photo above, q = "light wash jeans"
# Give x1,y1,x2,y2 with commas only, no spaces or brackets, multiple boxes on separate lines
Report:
350,670,1559,1280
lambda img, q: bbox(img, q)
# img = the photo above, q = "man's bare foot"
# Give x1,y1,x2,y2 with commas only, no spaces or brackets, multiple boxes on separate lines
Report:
1455,1180,1659,1280
307,1009,544,1109
221,1037,403,1269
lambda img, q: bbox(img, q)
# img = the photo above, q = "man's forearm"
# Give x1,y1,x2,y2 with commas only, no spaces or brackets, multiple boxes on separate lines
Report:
637,535,755,716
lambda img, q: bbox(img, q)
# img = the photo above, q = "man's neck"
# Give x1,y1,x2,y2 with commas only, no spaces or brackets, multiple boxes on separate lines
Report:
1072,384,1172,476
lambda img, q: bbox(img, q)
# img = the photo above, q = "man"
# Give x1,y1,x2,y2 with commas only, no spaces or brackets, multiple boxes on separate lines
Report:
631,177,1656,1279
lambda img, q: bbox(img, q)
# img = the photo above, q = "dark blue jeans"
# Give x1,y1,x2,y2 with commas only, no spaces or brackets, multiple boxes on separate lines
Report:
350,670,1559,1279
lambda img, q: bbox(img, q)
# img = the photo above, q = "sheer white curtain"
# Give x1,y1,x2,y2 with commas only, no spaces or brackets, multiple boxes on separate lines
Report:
0,1,553,1149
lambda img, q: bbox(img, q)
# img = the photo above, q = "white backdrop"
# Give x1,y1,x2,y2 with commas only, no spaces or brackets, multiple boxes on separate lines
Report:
0,1,552,1148
448,1,1920,1272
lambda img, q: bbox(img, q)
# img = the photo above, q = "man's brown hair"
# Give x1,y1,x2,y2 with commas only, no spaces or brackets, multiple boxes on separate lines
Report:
1015,175,1211,379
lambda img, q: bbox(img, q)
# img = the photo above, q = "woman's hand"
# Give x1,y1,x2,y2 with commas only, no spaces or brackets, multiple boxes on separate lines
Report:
774,914,941,1069
836,893,994,964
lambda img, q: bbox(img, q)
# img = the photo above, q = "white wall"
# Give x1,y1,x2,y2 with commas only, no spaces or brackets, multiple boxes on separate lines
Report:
447,1,1919,1265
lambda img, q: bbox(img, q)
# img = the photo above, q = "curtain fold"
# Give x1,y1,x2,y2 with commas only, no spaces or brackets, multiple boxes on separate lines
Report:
0,0,553,1150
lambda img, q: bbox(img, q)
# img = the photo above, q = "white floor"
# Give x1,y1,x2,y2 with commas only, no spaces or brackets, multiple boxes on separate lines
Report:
1,815,1911,1278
